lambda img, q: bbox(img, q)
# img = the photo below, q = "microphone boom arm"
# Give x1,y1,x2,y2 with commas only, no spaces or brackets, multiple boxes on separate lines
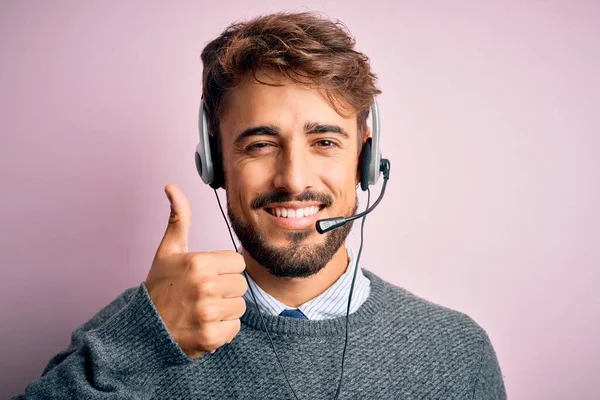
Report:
316,159,391,234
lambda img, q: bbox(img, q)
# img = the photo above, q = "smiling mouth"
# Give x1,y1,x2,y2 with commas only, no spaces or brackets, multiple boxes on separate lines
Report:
264,205,326,219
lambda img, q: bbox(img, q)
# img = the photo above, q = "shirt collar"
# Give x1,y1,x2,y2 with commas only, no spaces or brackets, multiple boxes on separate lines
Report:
242,244,371,320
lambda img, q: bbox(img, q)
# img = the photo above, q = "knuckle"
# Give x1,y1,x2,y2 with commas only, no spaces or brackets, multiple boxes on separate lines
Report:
196,303,220,322
184,254,201,271
197,280,218,297
185,254,212,277
197,328,213,347
199,326,222,350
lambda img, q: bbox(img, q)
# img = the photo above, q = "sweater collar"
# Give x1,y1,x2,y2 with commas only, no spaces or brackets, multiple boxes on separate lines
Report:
241,270,387,336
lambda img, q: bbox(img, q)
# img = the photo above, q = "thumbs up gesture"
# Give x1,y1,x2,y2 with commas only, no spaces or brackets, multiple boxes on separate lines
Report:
144,184,247,359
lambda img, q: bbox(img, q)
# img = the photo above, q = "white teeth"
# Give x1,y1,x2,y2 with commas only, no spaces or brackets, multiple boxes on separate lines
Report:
270,206,320,218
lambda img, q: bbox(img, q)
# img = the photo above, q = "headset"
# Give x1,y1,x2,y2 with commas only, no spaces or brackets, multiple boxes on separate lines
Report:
194,98,390,400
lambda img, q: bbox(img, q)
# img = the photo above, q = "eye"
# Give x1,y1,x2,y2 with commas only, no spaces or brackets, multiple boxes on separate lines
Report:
246,141,276,153
316,139,338,148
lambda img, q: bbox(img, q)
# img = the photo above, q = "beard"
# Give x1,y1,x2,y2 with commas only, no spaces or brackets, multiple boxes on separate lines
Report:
227,191,358,278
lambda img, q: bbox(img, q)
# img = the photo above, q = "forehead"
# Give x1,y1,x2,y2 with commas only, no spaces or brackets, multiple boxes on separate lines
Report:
219,77,357,140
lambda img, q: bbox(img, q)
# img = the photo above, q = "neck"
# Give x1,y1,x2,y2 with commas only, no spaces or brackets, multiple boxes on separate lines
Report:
242,244,349,307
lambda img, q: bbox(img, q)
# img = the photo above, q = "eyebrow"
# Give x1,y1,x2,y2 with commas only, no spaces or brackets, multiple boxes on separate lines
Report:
234,121,350,144
305,121,350,138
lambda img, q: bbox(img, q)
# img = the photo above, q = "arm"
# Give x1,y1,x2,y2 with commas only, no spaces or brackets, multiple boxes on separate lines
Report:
12,283,192,400
471,331,506,400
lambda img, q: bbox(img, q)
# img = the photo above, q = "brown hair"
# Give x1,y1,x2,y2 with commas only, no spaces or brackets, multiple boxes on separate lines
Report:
200,11,381,141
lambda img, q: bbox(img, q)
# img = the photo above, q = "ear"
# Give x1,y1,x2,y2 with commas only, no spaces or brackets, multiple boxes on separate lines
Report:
356,127,371,186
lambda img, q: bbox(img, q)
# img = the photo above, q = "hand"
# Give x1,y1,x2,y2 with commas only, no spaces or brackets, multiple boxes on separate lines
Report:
144,184,247,359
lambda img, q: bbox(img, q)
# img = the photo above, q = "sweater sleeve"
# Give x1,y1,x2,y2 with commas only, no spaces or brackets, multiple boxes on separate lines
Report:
471,330,507,400
12,283,192,399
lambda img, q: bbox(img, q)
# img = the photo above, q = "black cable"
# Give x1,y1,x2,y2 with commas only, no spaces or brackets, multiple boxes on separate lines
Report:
333,188,370,399
213,189,300,400
213,189,238,250
344,180,385,224
213,187,372,400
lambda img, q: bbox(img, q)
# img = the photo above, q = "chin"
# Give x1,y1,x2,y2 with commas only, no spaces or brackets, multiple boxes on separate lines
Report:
265,226,319,245
228,198,356,278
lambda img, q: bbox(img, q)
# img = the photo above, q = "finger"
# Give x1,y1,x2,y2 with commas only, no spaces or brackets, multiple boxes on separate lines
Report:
218,319,242,342
156,184,192,256
216,273,248,299
187,251,246,275
197,320,241,352
220,297,247,321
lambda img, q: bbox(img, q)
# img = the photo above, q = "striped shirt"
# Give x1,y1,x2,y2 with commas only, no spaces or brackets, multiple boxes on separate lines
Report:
242,245,371,320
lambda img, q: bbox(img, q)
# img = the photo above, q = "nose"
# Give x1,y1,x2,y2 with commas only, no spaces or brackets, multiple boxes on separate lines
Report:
272,144,316,195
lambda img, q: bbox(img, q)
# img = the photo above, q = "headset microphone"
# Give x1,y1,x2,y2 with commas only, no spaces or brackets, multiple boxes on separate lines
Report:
316,159,391,234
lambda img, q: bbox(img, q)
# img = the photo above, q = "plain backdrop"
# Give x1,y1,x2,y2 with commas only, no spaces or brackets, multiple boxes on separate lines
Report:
1,1,598,399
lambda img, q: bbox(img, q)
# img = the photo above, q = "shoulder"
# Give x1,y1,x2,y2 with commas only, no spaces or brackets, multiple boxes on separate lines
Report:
364,269,491,351
362,270,506,397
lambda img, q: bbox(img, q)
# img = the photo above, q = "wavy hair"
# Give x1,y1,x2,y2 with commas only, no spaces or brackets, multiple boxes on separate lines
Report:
200,11,381,141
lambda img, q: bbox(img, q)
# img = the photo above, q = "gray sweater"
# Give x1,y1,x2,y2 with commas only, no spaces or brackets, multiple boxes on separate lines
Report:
13,270,506,399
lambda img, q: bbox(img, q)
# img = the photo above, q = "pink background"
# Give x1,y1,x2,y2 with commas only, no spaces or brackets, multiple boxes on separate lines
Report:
1,1,598,398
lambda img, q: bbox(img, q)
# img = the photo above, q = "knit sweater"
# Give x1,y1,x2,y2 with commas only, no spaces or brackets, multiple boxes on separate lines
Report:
13,270,506,399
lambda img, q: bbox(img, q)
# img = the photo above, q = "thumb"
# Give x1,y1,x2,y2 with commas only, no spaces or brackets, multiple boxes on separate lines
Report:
157,183,192,256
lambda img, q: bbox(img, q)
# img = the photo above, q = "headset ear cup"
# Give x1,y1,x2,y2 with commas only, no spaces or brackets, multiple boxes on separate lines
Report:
360,138,372,191
209,134,224,189
195,151,203,178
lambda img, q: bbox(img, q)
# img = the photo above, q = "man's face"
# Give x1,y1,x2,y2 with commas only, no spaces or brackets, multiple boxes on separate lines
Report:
219,76,363,278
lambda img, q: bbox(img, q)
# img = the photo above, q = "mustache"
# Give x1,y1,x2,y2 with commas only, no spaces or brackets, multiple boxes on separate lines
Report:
252,190,334,209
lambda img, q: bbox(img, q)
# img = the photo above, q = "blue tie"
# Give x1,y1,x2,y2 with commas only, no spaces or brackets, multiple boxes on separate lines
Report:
279,308,308,320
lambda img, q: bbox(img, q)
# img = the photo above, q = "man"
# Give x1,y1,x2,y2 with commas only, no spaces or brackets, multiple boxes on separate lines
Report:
15,11,505,399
